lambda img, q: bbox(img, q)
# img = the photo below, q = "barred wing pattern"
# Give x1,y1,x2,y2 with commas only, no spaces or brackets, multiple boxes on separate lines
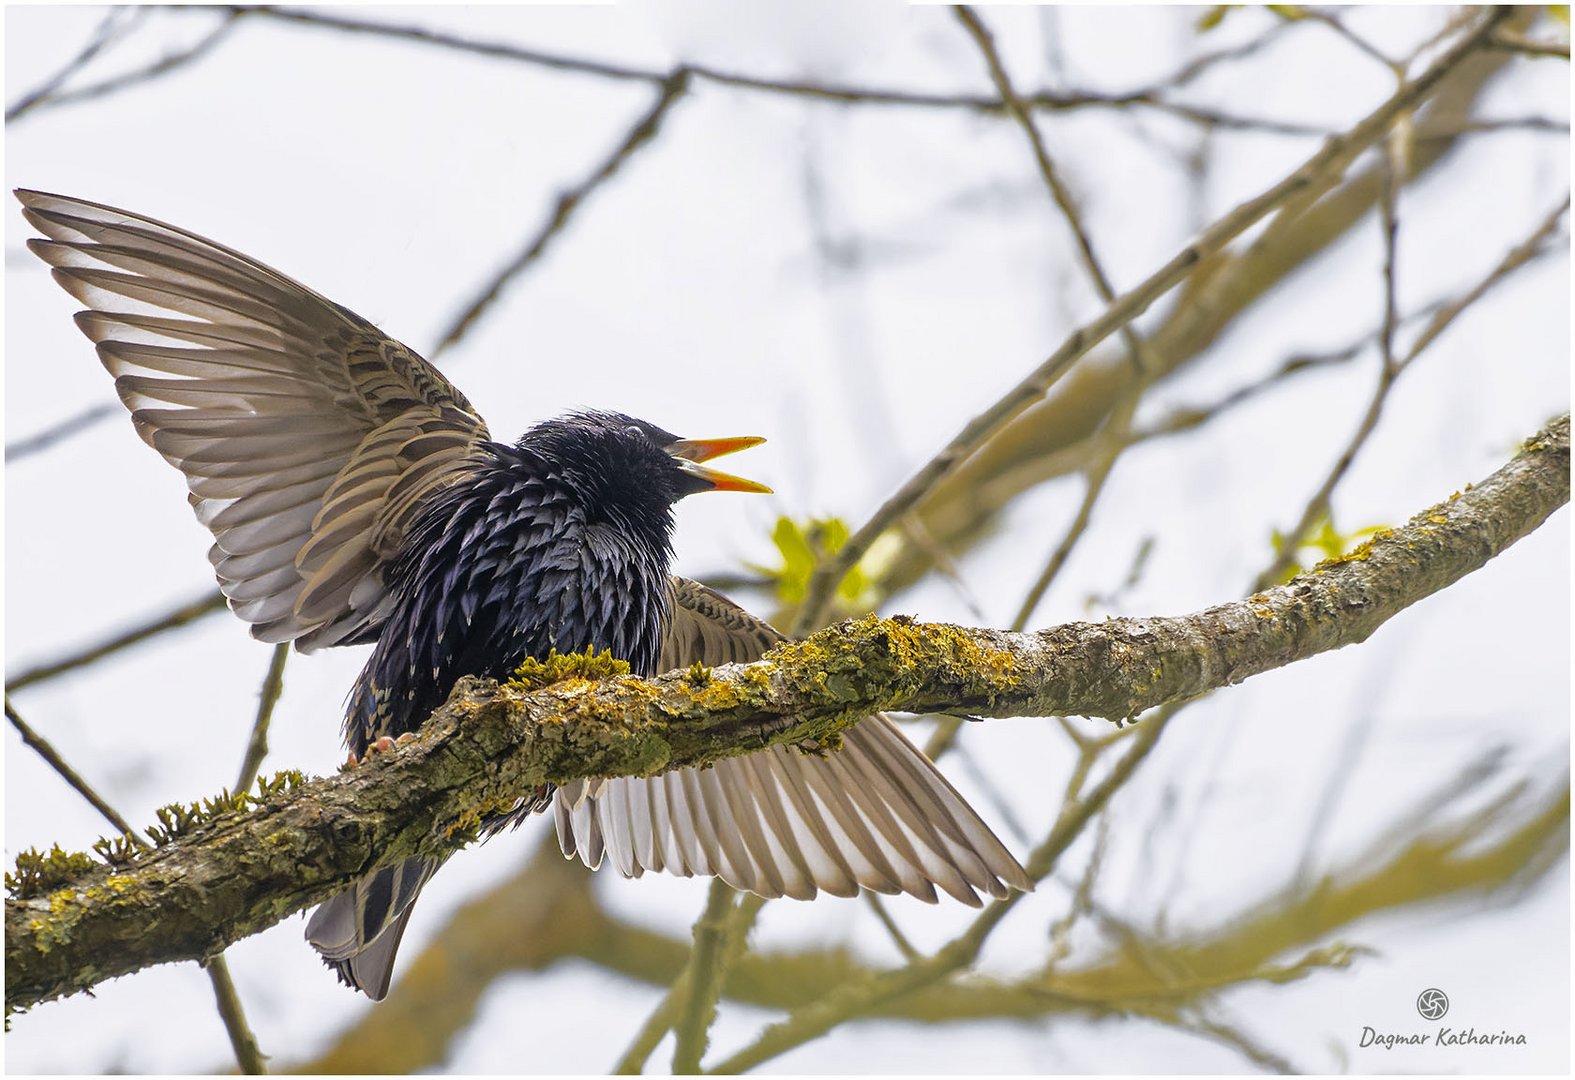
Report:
19,190,491,651
554,579,1034,905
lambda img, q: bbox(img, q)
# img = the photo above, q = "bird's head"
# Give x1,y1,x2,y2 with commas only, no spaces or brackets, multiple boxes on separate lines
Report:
519,410,770,526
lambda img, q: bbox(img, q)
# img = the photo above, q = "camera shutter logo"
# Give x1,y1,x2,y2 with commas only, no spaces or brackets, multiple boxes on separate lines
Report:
1417,988,1449,1020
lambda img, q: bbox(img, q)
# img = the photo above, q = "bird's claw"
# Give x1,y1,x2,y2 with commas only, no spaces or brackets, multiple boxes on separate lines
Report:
346,732,416,768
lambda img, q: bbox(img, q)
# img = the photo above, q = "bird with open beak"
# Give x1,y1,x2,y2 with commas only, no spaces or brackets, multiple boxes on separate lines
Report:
18,189,1033,1001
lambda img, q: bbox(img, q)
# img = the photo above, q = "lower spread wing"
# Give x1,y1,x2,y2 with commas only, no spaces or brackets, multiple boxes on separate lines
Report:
19,190,491,650
554,578,1033,904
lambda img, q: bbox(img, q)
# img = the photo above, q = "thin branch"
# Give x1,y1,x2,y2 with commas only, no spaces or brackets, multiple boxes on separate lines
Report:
3,403,118,462
430,69,690,356
1302,7,1396,70
1253,129,1411,588
1488,27,1571,60
614,990,680,1074
1182,1013,1299,1074
864,893,923,963
670,880,741,1074
6,412,1566,1013
6,690,268,1074
201,6,1333,136
235,643,289,793
1132,337,1373,442
5,698,145,846
1253,191,1570,590
1010,391,1140,632
224,5,670,85
1402,195,1570,364
1438,114,1569,135
6,590,229,693
954,6,1156,375
790,6,1511,635
1146,19,1296,91
204,956,267,1074
4,7,144,123
9,11,241,122
204,644,290,1075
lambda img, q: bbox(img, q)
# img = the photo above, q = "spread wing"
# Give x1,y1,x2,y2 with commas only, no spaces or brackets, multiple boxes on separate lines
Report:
554,578,1034,904
19,190,491,650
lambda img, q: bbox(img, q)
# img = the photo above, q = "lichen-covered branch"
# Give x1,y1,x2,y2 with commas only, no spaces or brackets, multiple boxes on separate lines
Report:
5,413,1566,1013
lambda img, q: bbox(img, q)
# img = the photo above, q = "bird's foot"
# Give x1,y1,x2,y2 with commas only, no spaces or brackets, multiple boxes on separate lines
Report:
344,732,416,769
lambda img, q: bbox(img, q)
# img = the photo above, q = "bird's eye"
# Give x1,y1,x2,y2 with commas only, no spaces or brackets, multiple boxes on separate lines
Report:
624,423,645,439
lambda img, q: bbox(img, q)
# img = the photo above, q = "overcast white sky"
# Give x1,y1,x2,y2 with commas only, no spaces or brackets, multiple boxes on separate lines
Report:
4,4,1569,1074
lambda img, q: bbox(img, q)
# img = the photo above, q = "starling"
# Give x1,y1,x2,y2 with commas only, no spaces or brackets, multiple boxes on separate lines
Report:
19,190,1034,1001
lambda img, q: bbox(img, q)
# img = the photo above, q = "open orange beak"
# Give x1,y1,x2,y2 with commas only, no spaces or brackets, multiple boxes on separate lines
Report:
667,435,772,494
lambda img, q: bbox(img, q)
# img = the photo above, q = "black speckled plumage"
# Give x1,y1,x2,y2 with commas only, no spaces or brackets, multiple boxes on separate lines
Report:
21,189,1034,1004
348,416,690,757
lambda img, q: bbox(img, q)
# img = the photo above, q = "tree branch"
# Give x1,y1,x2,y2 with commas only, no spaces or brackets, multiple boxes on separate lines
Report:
790,5,1514,633
5,413,1566,1013
856,6,1535,609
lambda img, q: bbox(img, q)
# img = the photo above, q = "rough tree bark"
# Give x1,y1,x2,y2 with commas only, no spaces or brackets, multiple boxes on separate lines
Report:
5,413,1567,1014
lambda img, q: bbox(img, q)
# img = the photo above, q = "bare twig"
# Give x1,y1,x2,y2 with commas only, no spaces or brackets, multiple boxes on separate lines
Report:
6,693,268,1073
1183,1013,1299,1073
199,6,1333,136
955,6,1156,375
1402,195,1570,363
431,69,691,356
1437,115,1569,135
6,590,229,693
203,644,290,1075
864,893,923,963
1131,337,1373,442
1254,191,1570,590
223,5,669,85
5,697,145,845
9,11,241,122
204,956,268,1074
1488,28,1571,60
4,7,144,123
1010,391,1141,632
234,643,289,794
1146,19,1296,91
1302,7,1396,70
4,403,118,462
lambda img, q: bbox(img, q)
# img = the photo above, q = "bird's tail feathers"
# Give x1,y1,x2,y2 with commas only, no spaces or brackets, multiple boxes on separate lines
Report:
305,855,444,1000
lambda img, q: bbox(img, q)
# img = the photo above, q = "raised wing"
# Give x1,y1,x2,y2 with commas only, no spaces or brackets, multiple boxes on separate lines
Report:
555,578,1033,904
19,190,491,650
